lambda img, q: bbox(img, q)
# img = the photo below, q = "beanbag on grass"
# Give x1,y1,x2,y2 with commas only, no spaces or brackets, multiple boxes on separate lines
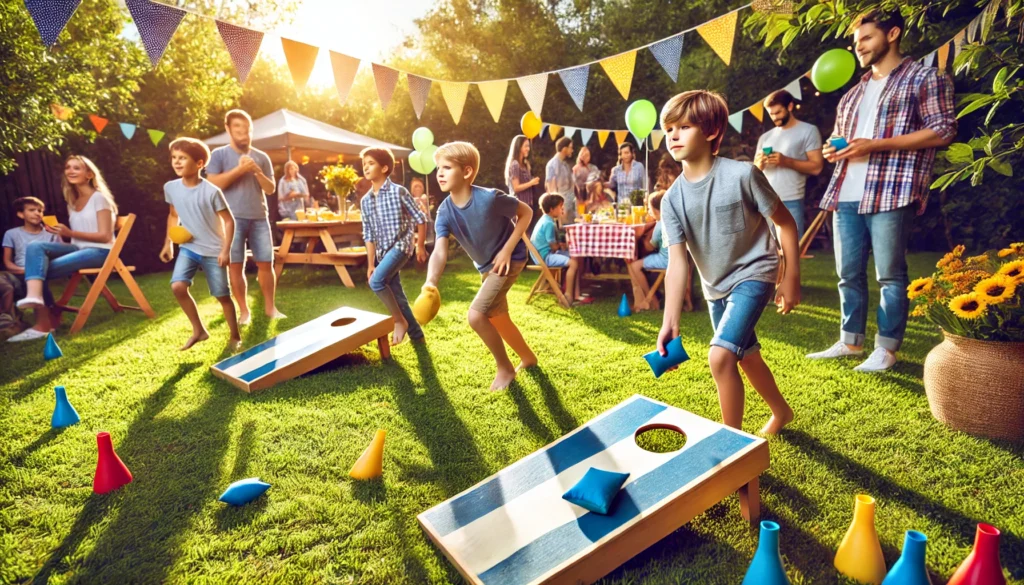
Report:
562,467,630,515
218,477,270,506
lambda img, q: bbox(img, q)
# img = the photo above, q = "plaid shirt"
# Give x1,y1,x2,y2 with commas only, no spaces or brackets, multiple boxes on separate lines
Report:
821,58,957,215
610,162,646,201
360,179,427,261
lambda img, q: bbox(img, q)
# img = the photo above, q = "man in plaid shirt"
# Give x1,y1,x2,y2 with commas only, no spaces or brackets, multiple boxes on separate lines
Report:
807,9,957,372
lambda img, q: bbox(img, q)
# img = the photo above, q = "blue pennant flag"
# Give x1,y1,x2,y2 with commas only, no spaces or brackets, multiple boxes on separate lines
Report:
125,0,185,66
649,34,684,83
558,65,590,112
216,20,263,83
563,127,578,140
119,123,137,140
727,111,743,134
24,0,82,47
580,129,595,145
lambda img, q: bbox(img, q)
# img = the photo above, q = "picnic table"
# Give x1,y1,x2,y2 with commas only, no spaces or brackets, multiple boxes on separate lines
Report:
274,219,365,288
564,222,651,286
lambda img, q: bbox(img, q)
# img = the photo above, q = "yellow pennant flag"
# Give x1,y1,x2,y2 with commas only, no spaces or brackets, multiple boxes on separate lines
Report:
548,124,563,140
650,130,665,150
477,80,508,123
599,51,637,100
440,81,470,125
697,11,738,66
597,130,611,148
937,42,950,71
613,130,629,145
281,37,319,90
749,102,764,123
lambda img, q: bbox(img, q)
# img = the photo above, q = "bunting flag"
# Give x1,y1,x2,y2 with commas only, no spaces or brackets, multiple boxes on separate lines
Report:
371,63,399,110
50,103,75,121
148,129,165,146
119,123,136,140
477,80,508,123
407,74,432,119
967,14,981,42
613,130,629,146
23,0,81,47
597,130,610,147
728,111,744,134
281,37,318,90
439,81,470,124
563,127,578,140
696,10,738,66
88,115,108,134
548,124,563,140
517,73,549,117
953,29,966,56
216,21,263,83
784,78,802,101
329,51,360,104
558,65,589,112
599,51,637,100
937,42,950,71
580,129,595,145
749,101,764,123
540,124,549,139
650,130,665,150
923,51,936,68
648,35,684,83
125,0,185,67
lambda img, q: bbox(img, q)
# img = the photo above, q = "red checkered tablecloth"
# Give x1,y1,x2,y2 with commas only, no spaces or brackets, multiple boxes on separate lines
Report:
565,223,637,260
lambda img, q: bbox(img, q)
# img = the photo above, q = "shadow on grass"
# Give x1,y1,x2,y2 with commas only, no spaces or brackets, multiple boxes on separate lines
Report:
9,426,68,467
507,382,555,443
215,420,269,530
524,367,579,434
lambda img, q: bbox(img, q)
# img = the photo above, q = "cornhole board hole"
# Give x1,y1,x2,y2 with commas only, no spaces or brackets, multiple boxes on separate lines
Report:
417,394,769,585
210,306,394,392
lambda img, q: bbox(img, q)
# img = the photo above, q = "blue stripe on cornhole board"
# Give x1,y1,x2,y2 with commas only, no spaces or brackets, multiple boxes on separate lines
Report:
478,428,754,585
421,397,668,538
212,308,344,372
237,329,348,383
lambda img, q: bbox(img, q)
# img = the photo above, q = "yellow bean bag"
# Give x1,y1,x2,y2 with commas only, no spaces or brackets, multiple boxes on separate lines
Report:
413,285,441,325
168,226,193,244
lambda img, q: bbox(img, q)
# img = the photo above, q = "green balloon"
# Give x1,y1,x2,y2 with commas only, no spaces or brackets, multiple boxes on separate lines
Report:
811,49,856,93
408,150,426,174
421,144,438,173
412,127,434,152
625,100,658,141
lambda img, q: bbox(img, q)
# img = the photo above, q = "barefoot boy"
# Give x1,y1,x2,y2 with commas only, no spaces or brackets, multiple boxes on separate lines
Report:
159,138,240,351
656,91,798,435
423,142,537,391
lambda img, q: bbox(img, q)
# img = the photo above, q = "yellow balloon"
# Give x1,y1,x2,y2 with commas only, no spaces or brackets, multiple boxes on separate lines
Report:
520,111,543,139
168,226,193,244
413,285,441,325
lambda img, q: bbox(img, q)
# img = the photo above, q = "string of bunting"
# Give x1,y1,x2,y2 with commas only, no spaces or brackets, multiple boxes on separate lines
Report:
48,107,169,147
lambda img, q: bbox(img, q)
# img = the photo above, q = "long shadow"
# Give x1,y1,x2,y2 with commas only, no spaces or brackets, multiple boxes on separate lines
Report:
525,367,579,434
8,426,68,467
33,362,240,584
216,421,269,530
506,382,555,443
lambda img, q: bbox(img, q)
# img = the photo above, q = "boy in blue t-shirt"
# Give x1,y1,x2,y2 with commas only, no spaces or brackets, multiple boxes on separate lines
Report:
530,193,587,305
627,192,669,312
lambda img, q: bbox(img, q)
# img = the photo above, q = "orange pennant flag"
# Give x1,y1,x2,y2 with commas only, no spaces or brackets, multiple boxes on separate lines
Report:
613,130,629,145
50,103,74,121
749,102,764,123
597,130,611,148
697,11,738,66
88,115,109,134
281,37,319,90
937,42,950,71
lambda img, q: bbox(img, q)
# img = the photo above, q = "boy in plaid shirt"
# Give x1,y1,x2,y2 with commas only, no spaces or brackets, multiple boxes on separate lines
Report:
360,147,428,346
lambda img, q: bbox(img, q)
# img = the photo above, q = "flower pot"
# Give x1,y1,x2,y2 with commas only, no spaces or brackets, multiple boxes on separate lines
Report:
924,331,1024,441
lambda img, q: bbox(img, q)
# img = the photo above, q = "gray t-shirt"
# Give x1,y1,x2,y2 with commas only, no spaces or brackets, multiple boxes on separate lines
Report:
2,227,59,267
755,120,822,202
661,157,781,300
164,178,231,257
434,186,528,273
205,145,274,219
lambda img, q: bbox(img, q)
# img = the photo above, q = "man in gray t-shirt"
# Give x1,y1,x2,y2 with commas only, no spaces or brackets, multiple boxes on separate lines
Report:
545,137,576,224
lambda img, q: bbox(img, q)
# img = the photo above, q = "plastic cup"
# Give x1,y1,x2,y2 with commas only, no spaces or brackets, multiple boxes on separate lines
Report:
762,146,773,155
295,210,306,221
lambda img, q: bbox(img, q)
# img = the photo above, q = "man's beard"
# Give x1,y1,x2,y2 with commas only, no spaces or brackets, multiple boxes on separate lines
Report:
862,41,891,67
773,112,791,127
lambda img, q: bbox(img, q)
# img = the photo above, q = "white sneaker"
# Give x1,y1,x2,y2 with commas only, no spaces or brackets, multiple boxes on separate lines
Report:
854,347,897,372
7,328,49,342
15,297,45,310
806,341,865,359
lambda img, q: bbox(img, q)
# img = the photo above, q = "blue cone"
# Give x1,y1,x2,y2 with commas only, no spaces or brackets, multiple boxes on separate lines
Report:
219,477,270,506
882,530,932,585
43,332,63,361
51,386,80,428
742,520,791,585
618,293,631,317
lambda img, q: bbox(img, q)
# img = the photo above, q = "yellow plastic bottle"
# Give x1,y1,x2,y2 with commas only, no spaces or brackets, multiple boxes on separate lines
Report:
835,494,887,584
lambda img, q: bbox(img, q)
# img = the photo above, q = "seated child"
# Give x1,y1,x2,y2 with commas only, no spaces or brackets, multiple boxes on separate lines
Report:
158,138,240,351
2,197,60,340
530,193,589,305
627,192,668,312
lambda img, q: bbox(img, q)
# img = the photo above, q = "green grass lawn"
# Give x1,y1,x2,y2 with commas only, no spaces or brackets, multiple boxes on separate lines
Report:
2,252,1022,585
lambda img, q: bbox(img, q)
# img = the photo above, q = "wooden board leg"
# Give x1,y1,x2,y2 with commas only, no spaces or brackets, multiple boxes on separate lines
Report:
117,263,156,319
377,335,391,360
275,229,294,280
738,477,760,524
57,273,83,306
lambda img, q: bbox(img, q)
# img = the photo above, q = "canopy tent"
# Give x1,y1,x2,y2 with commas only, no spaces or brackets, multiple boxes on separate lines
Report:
203,109,412,165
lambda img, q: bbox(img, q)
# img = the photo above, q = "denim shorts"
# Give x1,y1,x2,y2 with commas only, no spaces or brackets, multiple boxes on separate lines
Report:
708,279,774,359
642,253,669,270
544,251,571,268
230,217,274,264
171,248,230,298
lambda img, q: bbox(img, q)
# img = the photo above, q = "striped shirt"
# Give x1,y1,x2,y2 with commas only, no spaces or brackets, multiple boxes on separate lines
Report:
360,179,427,261
820,57,957,215
610,162,646,201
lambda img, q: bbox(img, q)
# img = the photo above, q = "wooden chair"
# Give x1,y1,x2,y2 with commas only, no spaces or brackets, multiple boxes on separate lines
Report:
645,270,666,306
522,237,571,308
55,214,156,334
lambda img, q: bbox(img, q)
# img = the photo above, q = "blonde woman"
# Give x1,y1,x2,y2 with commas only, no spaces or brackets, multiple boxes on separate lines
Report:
276,160,310,221
10,155,117,341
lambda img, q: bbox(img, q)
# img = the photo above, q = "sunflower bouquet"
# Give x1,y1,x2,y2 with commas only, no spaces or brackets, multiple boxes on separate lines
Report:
908,242,1024,341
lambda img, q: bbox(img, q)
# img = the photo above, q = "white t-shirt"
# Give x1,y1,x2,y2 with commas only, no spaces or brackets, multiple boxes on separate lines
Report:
69,192,116,249
837,75,887,203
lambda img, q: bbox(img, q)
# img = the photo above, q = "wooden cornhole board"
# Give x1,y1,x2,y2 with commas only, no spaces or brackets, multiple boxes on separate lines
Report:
417,394,769,585
210,306,394,392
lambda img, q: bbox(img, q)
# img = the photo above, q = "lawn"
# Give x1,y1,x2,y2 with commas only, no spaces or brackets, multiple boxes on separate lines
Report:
1,252,1021,585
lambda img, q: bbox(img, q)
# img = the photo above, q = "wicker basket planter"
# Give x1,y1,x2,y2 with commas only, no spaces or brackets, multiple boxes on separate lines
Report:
924,331,1024,441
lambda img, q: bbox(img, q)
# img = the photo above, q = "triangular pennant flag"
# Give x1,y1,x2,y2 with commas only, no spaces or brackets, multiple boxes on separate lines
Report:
88,115,108,134
563,127,578,140
548,124,563,140
281,37,318,90
148,129,165,147
439,81,470,124
967,15,981,43
613,130,629,146
648,35,684,83
650,129,665,150
557,65,589,112
784,78,802,101
477,80,507,123
125,0,185,67
597,130,610,147
937,42,950,71
539,124,549,139
728,111,744,134
329,51,360,104
923,51,936,68
371,63,399,110
599,51,637,100
696,11,738,66
580,129,595,145
517,74,549,117
953,29,966,56
119,123,136,140
216,21,263,83
407,74,431,119
24,0,81,47
749,102,764,123
50,103,74,121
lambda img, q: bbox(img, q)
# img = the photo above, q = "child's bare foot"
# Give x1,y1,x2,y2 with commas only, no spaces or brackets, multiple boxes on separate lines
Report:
180,330,210,351
392,320,408,346
266,308,286,320
490,366,517,391
515,358,538,373
227,337,242,352
238,311,251,326
759,406,794,436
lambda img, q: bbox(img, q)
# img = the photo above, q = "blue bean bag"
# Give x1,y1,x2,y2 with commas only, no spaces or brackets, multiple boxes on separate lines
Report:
562,467,630,515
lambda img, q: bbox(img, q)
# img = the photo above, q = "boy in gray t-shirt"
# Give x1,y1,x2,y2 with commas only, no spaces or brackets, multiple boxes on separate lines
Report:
2,196,59,333
656,90,801,437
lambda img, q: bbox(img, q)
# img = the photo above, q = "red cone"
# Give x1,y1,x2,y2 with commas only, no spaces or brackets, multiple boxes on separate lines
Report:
947,523,1007,585
93,432,133,494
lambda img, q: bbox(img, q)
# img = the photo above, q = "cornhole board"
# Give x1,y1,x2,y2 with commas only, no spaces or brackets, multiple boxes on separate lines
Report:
417,394,769,585
210,306,394,392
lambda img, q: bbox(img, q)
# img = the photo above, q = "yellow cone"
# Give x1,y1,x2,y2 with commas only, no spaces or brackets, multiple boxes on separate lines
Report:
349,430,385,480
834,494,887,584
168,226,193,244
412,285,441,325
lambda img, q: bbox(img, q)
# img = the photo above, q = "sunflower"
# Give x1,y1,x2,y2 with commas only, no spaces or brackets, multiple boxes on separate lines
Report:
998,248,1016,258
974,275,1017,304
949,293,988,319
907,277,934,299
965,254,989,266
997,260,1024,282
910,304,927,318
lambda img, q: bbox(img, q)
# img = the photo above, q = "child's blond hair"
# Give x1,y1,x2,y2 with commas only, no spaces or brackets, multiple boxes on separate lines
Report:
660,90,729,155
434,141,480,183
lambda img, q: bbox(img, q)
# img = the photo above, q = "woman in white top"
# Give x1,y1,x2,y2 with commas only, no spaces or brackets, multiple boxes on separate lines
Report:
276,161,310,221
12,156,117,341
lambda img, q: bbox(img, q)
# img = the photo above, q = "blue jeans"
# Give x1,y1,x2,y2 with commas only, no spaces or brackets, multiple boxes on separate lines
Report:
171,248,230,298
23,242,109,282
833,202,914,351
369,247,423,340
708,280,774,359
783,200,806,240
230,217,274,264
544,251,571,268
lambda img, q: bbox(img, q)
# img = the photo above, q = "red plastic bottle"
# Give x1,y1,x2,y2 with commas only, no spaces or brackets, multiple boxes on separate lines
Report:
947,523,1007,585
93,432,133,494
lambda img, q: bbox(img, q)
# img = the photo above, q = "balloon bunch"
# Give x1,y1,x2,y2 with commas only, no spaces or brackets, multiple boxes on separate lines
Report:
409,127,438,175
